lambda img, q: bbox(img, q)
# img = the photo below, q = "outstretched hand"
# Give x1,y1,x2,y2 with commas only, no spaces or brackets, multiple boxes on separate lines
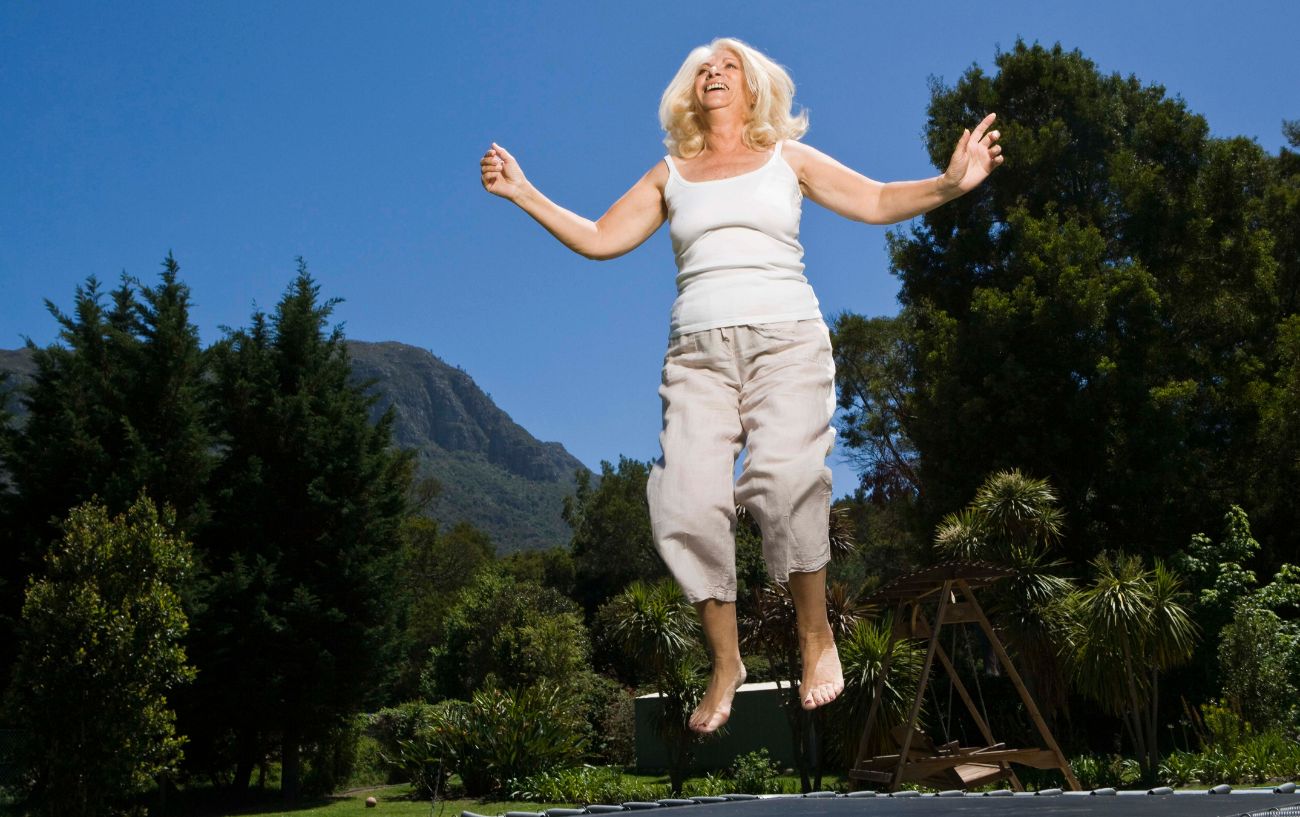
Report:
942,113,1004,195
480,143,529,201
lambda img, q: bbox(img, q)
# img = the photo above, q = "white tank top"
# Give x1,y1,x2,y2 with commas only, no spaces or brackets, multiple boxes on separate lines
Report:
663,141,822,337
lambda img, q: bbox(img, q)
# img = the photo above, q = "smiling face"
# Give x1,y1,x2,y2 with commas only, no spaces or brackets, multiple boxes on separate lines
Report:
693,48,749,115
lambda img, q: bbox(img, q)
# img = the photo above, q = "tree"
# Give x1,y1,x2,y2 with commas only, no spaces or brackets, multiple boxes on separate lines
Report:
1058,552,1197,775
563,457,665,615
390,517,495,700
422,566,590,702
5,257,212,549
830,312,920,502
604,579,705,795
1,257,212,688
878,41,1295,566
6,496,194,817
182,262,412,802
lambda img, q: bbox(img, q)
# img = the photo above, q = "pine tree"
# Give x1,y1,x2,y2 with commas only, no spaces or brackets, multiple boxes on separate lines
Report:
181,261,412,802
1,255,212,680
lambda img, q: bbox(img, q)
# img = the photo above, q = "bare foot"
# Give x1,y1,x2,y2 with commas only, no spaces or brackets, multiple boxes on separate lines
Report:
799,628,844,710
689,661,747,733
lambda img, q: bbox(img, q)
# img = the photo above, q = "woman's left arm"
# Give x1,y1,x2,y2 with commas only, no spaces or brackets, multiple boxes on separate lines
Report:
788,113,1003,225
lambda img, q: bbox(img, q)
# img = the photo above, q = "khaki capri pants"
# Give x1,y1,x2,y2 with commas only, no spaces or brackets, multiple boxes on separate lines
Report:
647,319,836,603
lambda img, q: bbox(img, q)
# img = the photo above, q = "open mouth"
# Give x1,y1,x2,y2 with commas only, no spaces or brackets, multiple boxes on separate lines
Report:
705,82,727,92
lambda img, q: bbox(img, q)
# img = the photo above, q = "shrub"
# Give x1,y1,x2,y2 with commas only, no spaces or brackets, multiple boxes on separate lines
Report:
301,715,365,796
680,772,730,797
511,765,666,804
1069,754,1141,790
398,685,586,797
729,749,782,794
581,675,636,766
1219,604,1299,731
369,700,438,775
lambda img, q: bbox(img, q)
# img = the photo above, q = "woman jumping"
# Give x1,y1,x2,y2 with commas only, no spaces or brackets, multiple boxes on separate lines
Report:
480,36,1002,733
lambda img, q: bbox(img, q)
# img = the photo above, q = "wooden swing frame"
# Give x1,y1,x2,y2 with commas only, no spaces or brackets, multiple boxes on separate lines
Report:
849,562,1081,793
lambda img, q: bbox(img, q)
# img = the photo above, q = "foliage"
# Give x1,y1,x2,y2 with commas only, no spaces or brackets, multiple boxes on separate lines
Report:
1068,755,1141,790
830,312,919,502
1159,706,1300,786
1176,507,1300,727
1174,506,1260,631
563,457,664,615
300,715,365,797
728,749,782,795
837,614,925,762
6,497,195,817
1218,604,1299,731
1058,552,1198,773
603,579,705,795
181,261,413,800
398,686,586,798
510,765,666,805
1,259,213,675
390,516,494,699
825,41,1300,577
932,469,1074,713
369,700,438,769
422,566,590,701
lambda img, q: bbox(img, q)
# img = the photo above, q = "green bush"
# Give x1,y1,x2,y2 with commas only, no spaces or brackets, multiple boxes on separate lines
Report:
395,685,586,797
680,772,730,797
1219,604,1299,731
369,699,439,779
345,733,390,789
301,716,365,796
580,675,636,766
511,765,666,804
729,749,782,794
1068,754,1141,790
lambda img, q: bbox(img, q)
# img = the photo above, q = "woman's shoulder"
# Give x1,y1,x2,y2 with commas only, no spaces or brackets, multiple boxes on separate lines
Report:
779,140,826,172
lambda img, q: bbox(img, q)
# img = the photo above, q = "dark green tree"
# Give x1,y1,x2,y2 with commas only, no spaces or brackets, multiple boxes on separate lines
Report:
6,496,195,817
389,516,495,701
563,456,664,615
181,262,412,802
1,256,212,684
878,41,1294,564
830,312,920,503
422,565,590,701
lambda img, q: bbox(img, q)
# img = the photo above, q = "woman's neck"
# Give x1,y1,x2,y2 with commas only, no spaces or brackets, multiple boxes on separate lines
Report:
700,110,749,155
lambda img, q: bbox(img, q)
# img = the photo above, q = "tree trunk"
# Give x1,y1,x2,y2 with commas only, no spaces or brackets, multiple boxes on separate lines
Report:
281,723,300,805
231,725,259,794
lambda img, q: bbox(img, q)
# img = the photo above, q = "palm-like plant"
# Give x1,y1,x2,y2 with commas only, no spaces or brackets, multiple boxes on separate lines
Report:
1058,552,1198,775
933,469,1075,713
605,579,705,794
838,614,925,761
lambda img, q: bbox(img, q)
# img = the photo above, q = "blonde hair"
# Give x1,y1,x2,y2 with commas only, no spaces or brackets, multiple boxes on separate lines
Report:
659,37,809,158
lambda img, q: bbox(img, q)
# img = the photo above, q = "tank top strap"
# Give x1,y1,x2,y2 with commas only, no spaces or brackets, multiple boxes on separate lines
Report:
663,154,683,183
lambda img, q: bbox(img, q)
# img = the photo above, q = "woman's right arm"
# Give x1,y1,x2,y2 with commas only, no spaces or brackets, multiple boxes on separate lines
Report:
480,143,667,261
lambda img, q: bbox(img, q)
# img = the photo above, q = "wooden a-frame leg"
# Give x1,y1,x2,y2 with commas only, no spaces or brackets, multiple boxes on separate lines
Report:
958,580,1081,791
890,581,952,792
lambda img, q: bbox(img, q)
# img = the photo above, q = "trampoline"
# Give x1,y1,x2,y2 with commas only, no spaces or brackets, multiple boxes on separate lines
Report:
463,785,1300,817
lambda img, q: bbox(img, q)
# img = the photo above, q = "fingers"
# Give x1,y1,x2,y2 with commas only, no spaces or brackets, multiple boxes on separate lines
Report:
491,142,516,166
969,111,997,143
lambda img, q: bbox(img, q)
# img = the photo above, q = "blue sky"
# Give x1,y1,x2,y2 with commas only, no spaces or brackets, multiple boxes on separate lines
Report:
3,1,1297,499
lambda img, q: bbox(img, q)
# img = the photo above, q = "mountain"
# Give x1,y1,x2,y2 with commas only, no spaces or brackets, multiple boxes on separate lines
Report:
345,340,586,551
0,342,587,553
